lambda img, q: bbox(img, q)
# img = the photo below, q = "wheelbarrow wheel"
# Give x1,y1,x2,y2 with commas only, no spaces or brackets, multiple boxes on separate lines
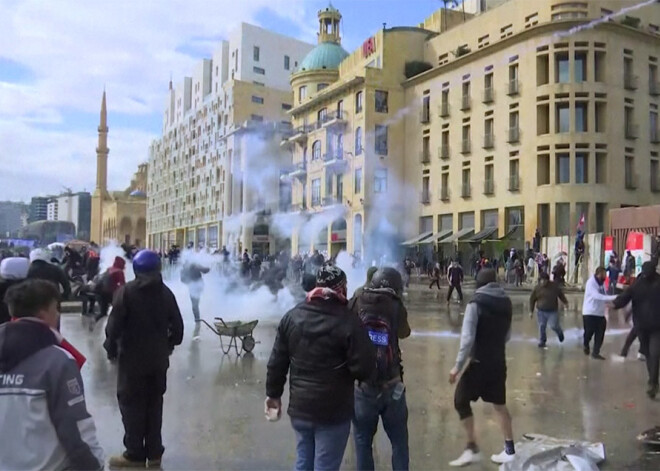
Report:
242,335,256,353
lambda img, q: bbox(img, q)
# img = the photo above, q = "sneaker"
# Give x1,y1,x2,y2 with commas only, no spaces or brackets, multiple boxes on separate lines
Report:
591,354,606,360
491,450,516,464
558,332,565,343
537,343,547,349
583,346,590,356
638,353,647,361
647,384,658,399
108,454,145,469
612,355,626,363
147,457,162,469
449,449,482,467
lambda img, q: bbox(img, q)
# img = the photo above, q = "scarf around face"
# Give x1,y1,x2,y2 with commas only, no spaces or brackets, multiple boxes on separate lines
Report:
306,286,348,305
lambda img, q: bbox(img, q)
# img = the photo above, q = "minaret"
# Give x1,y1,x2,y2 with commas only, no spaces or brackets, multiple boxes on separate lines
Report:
91,90,109,243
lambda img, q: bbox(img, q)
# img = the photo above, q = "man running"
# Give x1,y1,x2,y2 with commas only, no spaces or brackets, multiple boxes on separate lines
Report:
529,272,568,348
446,261,464,304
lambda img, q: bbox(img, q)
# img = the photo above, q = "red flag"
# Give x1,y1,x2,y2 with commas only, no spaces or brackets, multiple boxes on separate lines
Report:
576,213,585,231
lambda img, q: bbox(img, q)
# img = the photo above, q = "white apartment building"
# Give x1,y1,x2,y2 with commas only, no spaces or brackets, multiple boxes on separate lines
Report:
147,23,313,253
46,192,92,240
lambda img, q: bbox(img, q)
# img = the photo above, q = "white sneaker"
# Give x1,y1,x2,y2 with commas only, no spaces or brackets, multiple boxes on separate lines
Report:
638,353,646,361
449,449,482,467
491,450,516,464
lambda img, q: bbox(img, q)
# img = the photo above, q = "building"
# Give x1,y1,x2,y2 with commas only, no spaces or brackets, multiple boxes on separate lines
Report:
0,201,28,237
90,92,148,246
28,196,50,223
46,199,58,222
46,192,92,241
147,22,314,253
283,0,660,262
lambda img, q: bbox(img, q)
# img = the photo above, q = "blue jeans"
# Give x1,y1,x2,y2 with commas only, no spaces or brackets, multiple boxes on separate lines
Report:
537,310,563,345
290,418,351,471
353,385,409,471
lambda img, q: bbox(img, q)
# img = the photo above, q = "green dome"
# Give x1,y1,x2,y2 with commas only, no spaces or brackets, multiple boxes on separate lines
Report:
298,42,349,72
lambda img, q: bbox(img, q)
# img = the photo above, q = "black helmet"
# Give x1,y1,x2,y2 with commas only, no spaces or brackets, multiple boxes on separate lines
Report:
370,267,403,295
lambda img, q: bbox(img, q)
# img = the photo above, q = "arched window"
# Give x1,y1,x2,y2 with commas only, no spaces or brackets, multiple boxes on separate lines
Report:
312,140,321,160
355,127,362,155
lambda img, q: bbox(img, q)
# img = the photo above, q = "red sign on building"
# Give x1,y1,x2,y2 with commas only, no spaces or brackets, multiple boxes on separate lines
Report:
362,37,376,58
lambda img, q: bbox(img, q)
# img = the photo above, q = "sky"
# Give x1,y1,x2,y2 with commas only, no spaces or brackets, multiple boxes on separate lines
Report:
0,0,445,202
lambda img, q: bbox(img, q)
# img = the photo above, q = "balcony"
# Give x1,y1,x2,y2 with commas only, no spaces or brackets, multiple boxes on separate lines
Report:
323,152,348,173
461,183,472,198
483,134,495,149
461,139,471,154
626,173,639,189
651,80,660,96
482,87,494,104
508,175,521,192
507,79,520,96
321,110,347,129
288,125,310,144
440,187,450,201
438,145,450,160
652,129,660,144
507,126,520,143
439,101,450,117
625,123,639,139
624,73,639,90
288,161,307,180
420,150,431,164
420,191,431,204
483,179,494,195
461,95,471,111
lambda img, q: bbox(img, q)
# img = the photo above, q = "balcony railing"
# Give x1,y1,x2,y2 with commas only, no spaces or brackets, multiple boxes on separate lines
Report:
439,101,450,117
420,191,431,204
507,79,520,96
461,95,471,111
482,87,494,104
625,173,639,189
625,123,639,139
439,145,450,160
420,109,431,124
651,80,660,97
440,187,450,201
420,150,431,164
624,73,639,90
483,133,495,149
508,175,521,191
288,161,307,180
461,183,472,198
321,110,347,128
461,139,471,154
651,129,660,144
507,126,520,143
483,179,494,195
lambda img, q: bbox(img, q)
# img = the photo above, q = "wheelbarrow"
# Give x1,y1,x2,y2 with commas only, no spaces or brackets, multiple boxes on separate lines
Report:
200,317,259,355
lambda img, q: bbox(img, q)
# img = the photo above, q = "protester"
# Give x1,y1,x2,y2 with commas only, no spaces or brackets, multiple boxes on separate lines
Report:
93,256,126,325
180,260,210,322
354,266,379,299
607,255,621,295
0,257,30,325
349,267,411,471
429,262,442,291
529,272,568,348
552,259,566,285
27,248,71,300
0,279,104,470
449,269,516,466
446,261,464,303
104,250,184,468
624,250,636,283
581,267,617,360
266,265,376,471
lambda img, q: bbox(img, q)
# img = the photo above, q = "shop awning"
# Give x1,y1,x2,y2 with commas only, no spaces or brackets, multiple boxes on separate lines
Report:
442,227,475,243
468,226,498,243
500,225,524,240
420,229,453,244
401,231,433,246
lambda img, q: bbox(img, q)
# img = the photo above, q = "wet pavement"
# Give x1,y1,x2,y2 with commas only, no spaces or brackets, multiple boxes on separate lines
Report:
65,288,660,470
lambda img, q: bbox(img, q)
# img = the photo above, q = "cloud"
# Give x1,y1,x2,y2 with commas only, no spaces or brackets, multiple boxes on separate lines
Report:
0,0,315,201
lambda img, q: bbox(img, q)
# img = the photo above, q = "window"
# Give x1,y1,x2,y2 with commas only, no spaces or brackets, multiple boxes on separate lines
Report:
625,157,636,188
485,164,494,194
253,66,265,75
422,176,430,203
282,103,292,111
441,173,449,200
355,91,363,113
317,83,328,92
651,111,659,141
312,140,321,160
374,169,388,193
337,100,344,116
556,103,570,133
311,179,321,206
337,174,343,201
375,90,388,113
441,89,449,116
251,96,264,104
284,55,290,70
421,96,431,123
462,168,471,197
575,51,587,82
250,114,263,122
555,52,569,83
596,203,607,233
375,125,388,155
538,155,550,185
575,102,588,132
459,212,475,230
325,173,333,197
318,108,327,123
299,86,307,102
596,153,607,183
335,133,343,157
576,153,588,183
556,203,570,235
556,153,570,183
355,127,362,154
538,204,550,236
652,160,660,191
355,168,363,193
253,46,260,62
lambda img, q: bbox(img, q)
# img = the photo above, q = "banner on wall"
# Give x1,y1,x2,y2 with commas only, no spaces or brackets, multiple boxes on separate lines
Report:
623,232,652,278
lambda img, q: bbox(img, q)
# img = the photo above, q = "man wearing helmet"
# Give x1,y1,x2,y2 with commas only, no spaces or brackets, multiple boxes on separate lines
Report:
104,250,184,469
348,266,411,471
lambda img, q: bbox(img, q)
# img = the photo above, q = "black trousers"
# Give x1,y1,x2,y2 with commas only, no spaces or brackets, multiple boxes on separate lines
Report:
621,326,638,357
447,284,463,302
117,367,167,461
583,315,607,355
645,331,660,387
429,279,441,290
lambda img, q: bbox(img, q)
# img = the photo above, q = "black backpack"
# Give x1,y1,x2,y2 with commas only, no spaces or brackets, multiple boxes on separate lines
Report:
359,309,394,385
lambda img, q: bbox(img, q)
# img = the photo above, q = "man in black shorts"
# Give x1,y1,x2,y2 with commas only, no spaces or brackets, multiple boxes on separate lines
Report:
448,269,516,466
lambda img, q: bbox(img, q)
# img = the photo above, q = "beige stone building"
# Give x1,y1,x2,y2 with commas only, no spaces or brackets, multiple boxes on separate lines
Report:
284,0,660,262
90,92,147,246
146,23,313,254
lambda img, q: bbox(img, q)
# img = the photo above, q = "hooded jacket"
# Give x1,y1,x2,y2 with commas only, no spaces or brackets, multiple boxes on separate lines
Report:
27,259,71,299
612,267,660,332
454,282,512,371
0,319,103,470
107,256,126,293
530,279,568,312
266,296,376,424
104,272,184,374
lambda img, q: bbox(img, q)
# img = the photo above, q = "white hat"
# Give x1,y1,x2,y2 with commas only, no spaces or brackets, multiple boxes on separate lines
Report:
29,248,52,263
0,257,30,280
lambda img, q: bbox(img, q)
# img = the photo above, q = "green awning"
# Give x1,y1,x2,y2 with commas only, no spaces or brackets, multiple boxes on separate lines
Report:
442,227,475,243
401,231,433,246
420,229,453,244
468,226,498,243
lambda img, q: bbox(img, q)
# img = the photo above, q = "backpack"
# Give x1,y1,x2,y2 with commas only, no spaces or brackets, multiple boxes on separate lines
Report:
95,271,114,295
359,309,394,385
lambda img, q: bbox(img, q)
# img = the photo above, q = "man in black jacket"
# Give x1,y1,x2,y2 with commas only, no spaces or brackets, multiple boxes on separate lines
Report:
529,272,568,348
104,250,184,468
349,267,411,471
447,261,464,303
613,261,660,398
27,249,71,300
266,265,376,471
